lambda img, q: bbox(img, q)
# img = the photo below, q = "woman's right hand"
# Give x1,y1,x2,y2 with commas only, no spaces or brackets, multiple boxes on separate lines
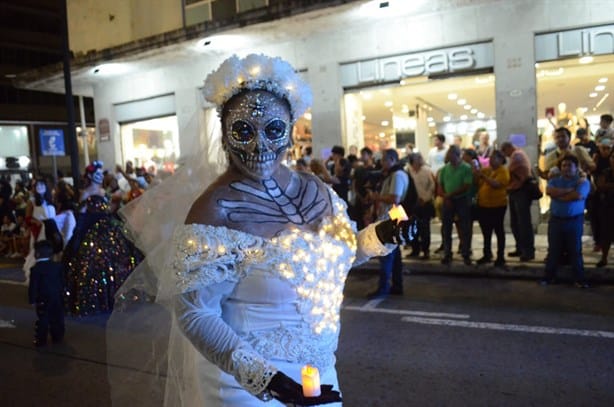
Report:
267,371,342,405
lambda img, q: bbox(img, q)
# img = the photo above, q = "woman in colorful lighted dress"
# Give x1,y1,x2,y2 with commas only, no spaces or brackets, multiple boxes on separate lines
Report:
109,54,413,406
63,161,142,316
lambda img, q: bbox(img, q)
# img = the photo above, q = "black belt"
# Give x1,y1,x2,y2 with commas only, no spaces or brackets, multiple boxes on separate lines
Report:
550,214,583,221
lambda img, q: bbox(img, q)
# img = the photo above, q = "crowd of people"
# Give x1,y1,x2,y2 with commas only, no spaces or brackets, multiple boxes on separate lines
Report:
4,52,612,405
290,116,614,291
0,160,153,345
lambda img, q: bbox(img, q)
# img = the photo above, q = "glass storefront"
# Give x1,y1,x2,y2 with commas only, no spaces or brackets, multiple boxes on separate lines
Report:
343,72,496,155
120,116,180,175
0,125,31,178
536,53,614,154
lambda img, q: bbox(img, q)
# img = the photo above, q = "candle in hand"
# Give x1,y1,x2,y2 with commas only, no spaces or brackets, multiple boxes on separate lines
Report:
301,364,321,397
388,204,409,222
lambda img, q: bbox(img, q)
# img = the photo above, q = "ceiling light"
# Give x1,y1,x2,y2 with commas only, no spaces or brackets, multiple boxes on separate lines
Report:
598,77,608,83
401,104,409,113
448,93,458,100
4,73,17,78
470,108,478,114
384,101,393,107
464,105,472,110
477,112,485,119
589,92,598,98
535,63,540,68
595,85,606,91
457,99,466,105
443,116,451,122
381,120,389,126
428,122,436,127
361,115,366,121
460,114,468,120
427,117,434,122
595,93,609,109
360,91,373,100
379,132,386,138
579,56,594,64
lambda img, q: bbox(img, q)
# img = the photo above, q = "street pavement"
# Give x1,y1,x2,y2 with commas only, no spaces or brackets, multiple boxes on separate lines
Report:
1,226,613,406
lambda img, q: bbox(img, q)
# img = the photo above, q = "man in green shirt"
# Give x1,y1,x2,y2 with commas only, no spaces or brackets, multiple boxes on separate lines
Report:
438,145,473,265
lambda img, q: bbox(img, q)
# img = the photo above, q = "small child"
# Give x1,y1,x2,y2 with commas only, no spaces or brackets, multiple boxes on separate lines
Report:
28,240,65,347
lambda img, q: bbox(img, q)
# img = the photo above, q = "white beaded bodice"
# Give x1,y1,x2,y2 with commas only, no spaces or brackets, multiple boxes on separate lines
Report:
170,194,390,397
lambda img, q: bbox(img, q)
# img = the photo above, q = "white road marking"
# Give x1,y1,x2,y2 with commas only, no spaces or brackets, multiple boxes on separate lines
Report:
343,305,470,319
401,316,614,339
0,320,16,328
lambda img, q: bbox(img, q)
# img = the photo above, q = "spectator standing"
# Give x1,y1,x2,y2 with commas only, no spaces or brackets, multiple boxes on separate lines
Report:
540,155,590,288
11,213,30,258
594,149,614,267
352,147,380,229
328,145,352,203
475,150,510,267
427,134,448,174
28,240,65,347
368,149,409,298
0,213,17,256
407,153,435,259
461,148,481,256
438,145,473,265
501,141,535,262
543,127,595,177
595,114,613,143
575,127,598,157
309,159,334,184
475,129,494,167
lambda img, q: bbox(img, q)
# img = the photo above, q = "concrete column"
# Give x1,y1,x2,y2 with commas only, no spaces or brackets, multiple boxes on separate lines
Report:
493,31,541,228
493,32,537,164
92,85,120,168
308,61,344,159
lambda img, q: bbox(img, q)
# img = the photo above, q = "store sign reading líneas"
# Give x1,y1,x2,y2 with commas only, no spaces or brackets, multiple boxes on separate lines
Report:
340,42,493,88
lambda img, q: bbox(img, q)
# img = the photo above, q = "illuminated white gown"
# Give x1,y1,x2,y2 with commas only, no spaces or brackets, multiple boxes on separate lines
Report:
168,192,392,406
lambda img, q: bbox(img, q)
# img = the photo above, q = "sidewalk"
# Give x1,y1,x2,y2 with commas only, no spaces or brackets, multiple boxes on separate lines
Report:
359,225,614,284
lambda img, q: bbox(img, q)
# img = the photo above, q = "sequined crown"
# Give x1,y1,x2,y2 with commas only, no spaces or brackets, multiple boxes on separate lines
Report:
202,54,312,122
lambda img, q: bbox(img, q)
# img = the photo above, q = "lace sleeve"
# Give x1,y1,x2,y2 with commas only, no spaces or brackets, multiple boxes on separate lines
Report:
353,222,395,266
175,287,278,398
326,189,393,266
169,224,266,294
170,224,276,398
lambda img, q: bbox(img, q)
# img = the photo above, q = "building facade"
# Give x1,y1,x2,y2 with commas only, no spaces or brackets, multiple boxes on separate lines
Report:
18,0,614,179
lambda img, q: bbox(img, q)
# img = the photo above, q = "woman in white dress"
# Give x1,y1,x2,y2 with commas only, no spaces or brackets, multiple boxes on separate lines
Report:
23,178,56,281
109,54,413,406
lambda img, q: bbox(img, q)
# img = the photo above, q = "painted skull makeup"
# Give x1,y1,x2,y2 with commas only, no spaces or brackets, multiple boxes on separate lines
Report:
223,90,291,180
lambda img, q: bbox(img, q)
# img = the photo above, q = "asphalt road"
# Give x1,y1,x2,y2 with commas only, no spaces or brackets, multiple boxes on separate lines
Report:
1,268,614,406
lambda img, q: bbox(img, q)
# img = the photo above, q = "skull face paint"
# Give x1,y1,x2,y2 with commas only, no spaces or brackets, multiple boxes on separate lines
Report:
223,90,291,180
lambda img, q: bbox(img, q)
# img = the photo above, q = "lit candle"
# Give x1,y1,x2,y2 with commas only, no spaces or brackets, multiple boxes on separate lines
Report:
388,204,408,222
301,364,321,397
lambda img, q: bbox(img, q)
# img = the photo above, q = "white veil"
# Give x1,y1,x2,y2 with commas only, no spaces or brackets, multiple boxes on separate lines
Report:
106,106,227,406
107,53,315,406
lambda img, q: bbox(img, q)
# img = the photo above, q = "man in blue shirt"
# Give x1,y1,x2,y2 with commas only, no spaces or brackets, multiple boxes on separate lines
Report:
541,155,591,288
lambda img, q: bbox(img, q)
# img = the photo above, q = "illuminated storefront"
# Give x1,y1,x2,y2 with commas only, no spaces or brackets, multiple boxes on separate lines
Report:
341,42,496,155
120,116,180,174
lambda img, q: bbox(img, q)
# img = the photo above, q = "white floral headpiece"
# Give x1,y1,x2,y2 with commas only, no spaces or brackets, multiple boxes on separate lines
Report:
203,54,312,122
